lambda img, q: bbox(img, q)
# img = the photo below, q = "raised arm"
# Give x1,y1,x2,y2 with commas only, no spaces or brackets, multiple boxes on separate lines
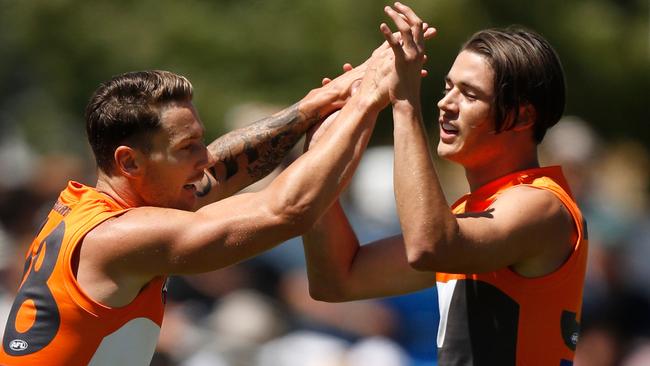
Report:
389,4,574,275
302,4,437,302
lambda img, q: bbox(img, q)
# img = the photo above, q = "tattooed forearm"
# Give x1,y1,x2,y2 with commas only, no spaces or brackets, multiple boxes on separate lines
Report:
204,102,322,193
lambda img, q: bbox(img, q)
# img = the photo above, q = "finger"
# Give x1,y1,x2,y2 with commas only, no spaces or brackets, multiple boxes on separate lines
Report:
394,2,424,50
342,63,353,72
380,23,402,54
395,2,423,25
380,23,404,58
322,77,331,86
384,6,414,47
378,23,434,53
350,79,362,96
384,6,416,52
423,26,437,40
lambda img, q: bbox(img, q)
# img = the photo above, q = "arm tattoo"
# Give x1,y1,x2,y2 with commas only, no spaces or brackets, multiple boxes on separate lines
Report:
206,102,321,189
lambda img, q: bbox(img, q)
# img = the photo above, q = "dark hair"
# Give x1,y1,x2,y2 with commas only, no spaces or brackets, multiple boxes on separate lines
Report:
462,27,566,143
85,70,193,173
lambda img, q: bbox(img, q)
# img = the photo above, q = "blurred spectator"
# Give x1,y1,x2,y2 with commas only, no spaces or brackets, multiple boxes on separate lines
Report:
180,290,287,366
256,331,348,366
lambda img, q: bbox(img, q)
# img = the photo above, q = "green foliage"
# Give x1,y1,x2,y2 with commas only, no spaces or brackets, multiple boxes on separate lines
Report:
0,0,647,153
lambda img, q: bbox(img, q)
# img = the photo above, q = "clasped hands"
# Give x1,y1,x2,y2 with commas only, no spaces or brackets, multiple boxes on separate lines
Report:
306,2,435,149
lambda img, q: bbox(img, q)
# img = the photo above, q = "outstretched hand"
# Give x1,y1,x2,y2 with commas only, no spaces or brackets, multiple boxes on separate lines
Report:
380,2,434,104
352,3,434,109
321,15,435,107
308,3,435,151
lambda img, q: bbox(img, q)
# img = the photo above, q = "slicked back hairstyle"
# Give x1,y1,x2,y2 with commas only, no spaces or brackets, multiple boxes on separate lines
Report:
462,27,566,143
85,70,193,174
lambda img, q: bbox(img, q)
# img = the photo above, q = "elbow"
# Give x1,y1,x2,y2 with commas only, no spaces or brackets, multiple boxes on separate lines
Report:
404,219,460,271
405,227,459,272
406,245,439,272
308,283,349,303
308,287,338,303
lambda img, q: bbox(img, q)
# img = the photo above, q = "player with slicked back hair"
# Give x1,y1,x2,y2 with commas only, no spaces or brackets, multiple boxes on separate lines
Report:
303,3,587,365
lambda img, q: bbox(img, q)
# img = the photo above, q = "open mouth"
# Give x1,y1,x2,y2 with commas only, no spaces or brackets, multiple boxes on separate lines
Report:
441,121,459,135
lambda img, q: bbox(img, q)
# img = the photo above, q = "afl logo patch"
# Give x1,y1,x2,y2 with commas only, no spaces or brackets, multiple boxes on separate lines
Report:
561,310,580,351
9,339,28,351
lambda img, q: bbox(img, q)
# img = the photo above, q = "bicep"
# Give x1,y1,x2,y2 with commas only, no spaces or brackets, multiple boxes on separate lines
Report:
448,187,572,274
104,192,293,277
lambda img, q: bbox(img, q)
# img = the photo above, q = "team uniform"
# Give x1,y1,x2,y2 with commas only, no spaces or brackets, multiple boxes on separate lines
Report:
436,166,588,366
1,182,167,366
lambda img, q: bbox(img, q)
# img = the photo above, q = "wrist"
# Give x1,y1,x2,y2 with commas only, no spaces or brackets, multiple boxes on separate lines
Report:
392,99,422,116
352,93,386,115
300,87,339,120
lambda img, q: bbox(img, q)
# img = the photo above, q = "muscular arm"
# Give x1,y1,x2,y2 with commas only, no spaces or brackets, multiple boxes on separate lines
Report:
194,18,439,206
195,66,369,205
195,101,321,204
302,4,437,303
303,201,435,302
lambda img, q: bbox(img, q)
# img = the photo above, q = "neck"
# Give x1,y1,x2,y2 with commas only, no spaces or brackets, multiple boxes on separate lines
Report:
95,171,142,208
464,148,540,192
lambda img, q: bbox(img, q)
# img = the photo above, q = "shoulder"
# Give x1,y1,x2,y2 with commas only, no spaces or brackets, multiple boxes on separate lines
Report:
492,184,571,224
84,206,193,250
79,207,184,268
494,184,575,274
481,184,574,256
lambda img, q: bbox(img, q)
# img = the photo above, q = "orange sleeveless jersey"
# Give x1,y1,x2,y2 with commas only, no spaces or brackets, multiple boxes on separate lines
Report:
436,166,588,366
1,181,166,366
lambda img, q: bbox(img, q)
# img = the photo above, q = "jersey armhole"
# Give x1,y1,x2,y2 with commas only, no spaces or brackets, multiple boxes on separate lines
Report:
62,209,133,315
498,184,585,287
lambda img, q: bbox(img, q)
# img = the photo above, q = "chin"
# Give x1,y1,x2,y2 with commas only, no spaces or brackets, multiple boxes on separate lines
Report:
437,143,455,160
438,147,468,166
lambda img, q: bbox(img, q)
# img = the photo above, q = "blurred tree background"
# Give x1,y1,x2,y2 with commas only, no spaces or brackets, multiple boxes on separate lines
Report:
0,0,647,156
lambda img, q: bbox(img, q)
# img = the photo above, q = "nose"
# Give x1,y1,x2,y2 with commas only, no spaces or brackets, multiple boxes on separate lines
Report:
437,89,458,114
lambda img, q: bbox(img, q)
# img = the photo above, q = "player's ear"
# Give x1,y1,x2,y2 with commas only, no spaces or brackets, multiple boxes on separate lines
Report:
114,146,144,178
512,103,536,132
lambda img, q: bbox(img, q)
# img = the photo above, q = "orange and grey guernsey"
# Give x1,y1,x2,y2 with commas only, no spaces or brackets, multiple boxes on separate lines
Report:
1,181,167,366
436,166,588,366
